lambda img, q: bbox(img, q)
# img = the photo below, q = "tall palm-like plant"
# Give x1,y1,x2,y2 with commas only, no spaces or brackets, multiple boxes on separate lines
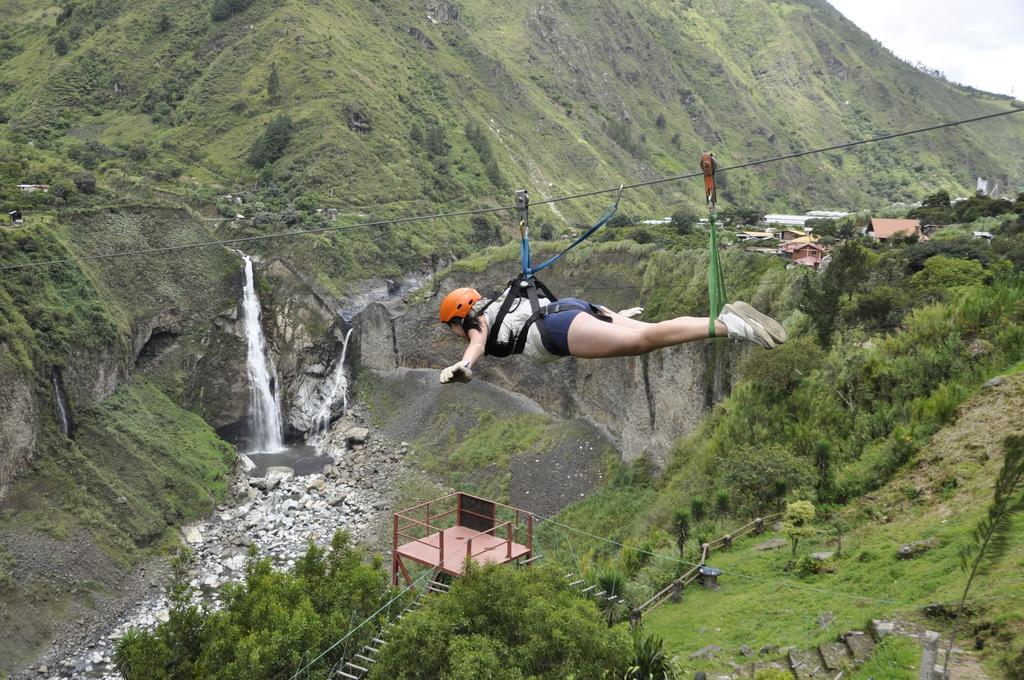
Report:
943,436,1024,677
624,632,677,679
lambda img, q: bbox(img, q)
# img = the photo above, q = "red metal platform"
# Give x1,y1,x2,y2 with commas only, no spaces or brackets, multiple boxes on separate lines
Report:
391,492,534,585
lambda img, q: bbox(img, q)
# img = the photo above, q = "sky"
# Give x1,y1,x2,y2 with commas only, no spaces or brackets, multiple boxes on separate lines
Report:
828,0,1023,97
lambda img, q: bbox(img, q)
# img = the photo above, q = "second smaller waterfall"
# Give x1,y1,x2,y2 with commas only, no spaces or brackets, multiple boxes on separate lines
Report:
52,368,71,437
241,255,285,453
309,328,354,443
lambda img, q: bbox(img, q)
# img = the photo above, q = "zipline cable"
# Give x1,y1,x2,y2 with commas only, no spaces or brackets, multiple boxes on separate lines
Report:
2,107,1022,273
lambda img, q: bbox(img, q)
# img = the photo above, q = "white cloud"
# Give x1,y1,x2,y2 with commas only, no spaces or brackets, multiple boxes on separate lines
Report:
828,0,1024,96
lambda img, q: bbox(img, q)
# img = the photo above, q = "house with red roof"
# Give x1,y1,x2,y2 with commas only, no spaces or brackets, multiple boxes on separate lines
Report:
781,241,826,268
866,218,924,241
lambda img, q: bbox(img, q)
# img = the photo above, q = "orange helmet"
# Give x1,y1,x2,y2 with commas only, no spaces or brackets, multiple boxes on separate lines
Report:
439,287,481,323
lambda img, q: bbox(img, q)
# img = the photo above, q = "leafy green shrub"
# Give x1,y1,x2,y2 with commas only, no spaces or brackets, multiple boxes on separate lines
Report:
369,563,630,679
625,632,677,679
115,533,392,679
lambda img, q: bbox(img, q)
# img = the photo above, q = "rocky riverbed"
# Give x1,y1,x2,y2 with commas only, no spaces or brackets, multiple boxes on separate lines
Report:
20,416,407,680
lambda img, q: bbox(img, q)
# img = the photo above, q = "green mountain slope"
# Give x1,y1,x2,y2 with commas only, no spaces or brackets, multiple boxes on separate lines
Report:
1,0,1022,236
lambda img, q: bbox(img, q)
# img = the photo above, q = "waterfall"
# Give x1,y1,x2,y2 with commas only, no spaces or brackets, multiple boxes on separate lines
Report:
241,255,284,453
309,328,354,443
52,368,71,437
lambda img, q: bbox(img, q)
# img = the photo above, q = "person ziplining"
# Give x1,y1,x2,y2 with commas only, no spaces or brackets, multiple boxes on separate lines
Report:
437,152,787,384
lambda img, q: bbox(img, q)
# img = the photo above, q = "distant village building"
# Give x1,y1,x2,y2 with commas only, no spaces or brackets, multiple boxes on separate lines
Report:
8,210,23,224
735,230,774,242
865,218,924,241
782,241,826,268
17,184,49,193
973,231,995,241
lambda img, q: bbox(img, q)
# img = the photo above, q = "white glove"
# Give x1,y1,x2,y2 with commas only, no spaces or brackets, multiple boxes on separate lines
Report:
440,362,473,384
618,306,644,319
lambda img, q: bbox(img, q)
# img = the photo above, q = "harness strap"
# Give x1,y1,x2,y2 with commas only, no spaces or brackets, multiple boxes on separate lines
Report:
485,275,610,357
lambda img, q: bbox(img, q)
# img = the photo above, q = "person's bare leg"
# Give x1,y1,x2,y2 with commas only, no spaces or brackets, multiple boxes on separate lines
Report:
567,313,727,358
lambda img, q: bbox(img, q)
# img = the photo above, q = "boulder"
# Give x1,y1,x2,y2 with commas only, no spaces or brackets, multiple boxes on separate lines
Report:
265,466,295,489
345,427,370,446
754,538,788,551
689,644,721,660
897,537,938,559
182,525,203,544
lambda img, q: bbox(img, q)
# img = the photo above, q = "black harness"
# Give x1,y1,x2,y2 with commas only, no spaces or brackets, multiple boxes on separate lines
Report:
480,273,610,357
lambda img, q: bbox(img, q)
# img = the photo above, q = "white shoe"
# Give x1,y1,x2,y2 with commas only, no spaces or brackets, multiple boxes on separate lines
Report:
618,306,644,319
732,301,787,345
718,303,775,349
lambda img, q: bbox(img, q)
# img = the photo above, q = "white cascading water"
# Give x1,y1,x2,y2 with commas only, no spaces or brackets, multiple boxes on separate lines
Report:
309,328,354,444
52,369,71,437
241,255,284,453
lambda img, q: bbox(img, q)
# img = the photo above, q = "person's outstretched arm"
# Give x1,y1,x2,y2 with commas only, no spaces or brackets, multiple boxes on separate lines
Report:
440,325,487,383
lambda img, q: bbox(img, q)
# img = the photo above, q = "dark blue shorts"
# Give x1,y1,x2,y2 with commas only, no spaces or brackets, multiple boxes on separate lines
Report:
538,298,596,356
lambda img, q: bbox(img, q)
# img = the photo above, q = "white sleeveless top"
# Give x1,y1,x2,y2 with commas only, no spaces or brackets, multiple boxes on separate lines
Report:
475,289,559,364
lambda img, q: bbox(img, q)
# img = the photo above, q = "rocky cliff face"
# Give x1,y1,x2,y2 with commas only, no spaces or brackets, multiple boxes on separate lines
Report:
0,351,36,500
353,252,745,466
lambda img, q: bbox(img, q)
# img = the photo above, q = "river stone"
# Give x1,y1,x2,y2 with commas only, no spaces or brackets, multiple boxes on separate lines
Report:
265,466,295,489
182,525,203,544
897,537,938,559
345,426,370,445
237,453,256,472
754,538,788,551
810,551,834,561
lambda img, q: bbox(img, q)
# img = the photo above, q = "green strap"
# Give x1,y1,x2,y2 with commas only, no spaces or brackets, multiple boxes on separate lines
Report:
707,212,726,337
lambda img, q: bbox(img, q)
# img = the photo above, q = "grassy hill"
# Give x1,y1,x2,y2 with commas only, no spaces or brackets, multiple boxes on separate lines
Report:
1,0,1022,288
637,367,1024,677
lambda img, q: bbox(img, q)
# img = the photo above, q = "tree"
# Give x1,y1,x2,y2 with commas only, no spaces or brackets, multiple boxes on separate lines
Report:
671,508,691,556
690,495,707,522
654,113,667,130
670,209,698,235
157,14,171,32
267,63,280,101
115,533,393,679
714,489,730,516
813,441,833,501
248,115,294,167
73,173,96,194
50,183,73,202
369,563,631,679
54,36,69,56
910,255,985,292
944,436,1024,677
782,500,816,557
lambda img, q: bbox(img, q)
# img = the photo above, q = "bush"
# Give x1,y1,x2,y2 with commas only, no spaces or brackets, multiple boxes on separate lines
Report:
211,0,253,21
73,173,96,194
719,444,812,515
